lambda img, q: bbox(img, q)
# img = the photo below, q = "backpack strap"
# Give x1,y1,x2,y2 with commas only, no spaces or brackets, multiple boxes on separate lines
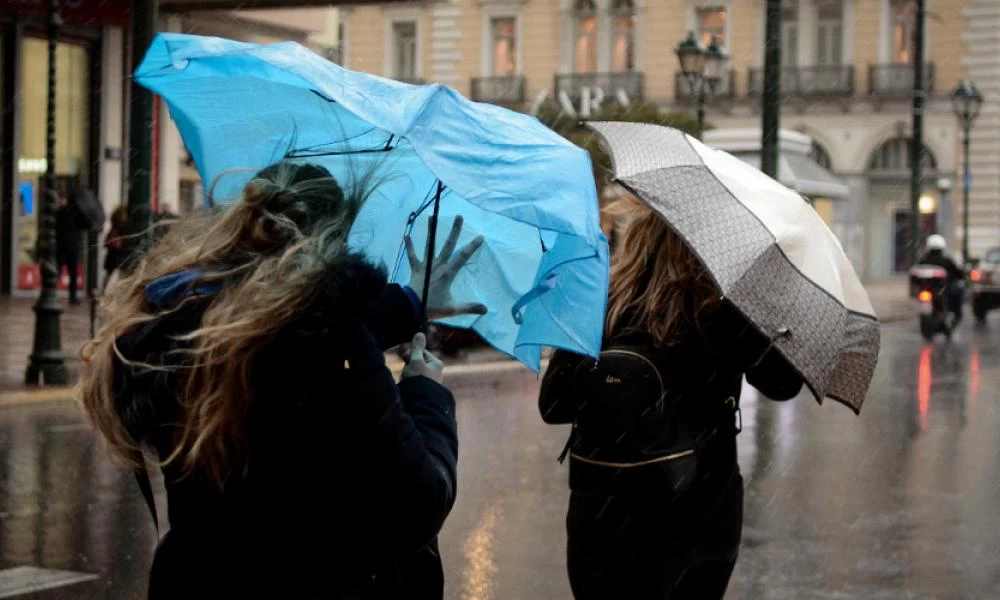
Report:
131,448,159,533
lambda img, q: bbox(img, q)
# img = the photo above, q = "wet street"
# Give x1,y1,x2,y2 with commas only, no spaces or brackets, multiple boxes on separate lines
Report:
1,319,999,599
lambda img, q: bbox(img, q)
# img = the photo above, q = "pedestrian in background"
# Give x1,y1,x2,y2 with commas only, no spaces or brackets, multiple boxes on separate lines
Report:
77,160,484,599
55,187,85,305
102,205,128,292
152,201,180,245
539,197,803,600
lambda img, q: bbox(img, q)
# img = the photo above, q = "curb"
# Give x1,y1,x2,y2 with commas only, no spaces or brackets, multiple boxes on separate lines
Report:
0,387,74,407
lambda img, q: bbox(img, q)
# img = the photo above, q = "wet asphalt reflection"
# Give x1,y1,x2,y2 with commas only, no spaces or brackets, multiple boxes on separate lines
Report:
0,319,998,599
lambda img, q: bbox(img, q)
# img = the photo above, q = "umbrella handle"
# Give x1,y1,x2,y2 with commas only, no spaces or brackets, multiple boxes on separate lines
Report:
419,181,444,328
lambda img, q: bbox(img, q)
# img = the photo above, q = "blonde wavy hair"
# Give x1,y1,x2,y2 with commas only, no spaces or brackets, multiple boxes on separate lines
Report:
77,160,383,486
604,195,722,346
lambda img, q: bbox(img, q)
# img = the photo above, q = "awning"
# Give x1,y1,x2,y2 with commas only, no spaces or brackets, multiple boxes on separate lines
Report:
731,151,849,200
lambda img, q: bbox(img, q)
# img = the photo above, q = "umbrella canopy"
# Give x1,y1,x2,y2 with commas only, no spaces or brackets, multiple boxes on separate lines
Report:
135,33,609,370
588,121,879,412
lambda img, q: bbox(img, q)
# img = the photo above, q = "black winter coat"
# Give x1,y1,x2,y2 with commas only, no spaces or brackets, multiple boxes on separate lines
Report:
113,257,458,599
538,303,803,599
539,302,803,494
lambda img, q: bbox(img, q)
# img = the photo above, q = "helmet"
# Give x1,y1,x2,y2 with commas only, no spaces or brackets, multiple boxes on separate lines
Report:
926,234,947,251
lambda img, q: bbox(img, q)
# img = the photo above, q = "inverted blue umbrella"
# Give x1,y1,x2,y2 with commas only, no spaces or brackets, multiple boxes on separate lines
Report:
135,33,608,370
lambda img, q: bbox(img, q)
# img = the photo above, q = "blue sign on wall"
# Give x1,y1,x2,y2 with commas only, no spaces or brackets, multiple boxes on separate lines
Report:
19,181,33,216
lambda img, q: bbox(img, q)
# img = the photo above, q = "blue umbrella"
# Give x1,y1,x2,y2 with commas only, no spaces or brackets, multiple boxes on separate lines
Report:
135,33,608,371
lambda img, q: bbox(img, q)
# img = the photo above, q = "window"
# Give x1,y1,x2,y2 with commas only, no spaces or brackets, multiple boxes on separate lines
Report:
391,21,418,80
891,0,916,63
490,17,517,76
696,6,726,47
336,22,346,65
781,0,798,66
611,0,636,72
868,137,937,172
816,1,843,65
810,141,833,171
574,0,598,73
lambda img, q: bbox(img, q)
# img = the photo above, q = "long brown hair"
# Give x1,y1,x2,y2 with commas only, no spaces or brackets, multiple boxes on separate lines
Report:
604,196,721,346
78,160,384,486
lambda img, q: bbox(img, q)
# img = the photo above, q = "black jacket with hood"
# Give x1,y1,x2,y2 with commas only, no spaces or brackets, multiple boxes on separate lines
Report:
539,302,803,495
113,255,458,599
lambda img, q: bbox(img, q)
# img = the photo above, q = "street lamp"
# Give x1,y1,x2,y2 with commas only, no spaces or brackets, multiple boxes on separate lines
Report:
676,32,729,139
26,0,68,385
950,80,983,264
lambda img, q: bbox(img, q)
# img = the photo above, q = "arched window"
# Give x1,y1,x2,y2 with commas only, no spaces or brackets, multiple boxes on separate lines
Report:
573,0,598,73
809,141,833,170
868,137,936,173
611,0,636,72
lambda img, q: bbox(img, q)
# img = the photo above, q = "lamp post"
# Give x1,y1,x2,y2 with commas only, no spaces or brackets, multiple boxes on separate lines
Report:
25,0,68,385
951,80,983,265
122,0,159,273
676,32,729,140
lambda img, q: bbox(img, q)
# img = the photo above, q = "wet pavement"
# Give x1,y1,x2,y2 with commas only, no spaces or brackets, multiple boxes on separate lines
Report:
1,318,998,599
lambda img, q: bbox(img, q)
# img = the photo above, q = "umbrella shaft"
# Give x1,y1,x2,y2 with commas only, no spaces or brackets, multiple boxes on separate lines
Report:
420,181,444,326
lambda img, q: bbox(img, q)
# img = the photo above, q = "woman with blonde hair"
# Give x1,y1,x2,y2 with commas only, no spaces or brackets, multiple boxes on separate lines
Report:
78,160,483,599
539,198,803,599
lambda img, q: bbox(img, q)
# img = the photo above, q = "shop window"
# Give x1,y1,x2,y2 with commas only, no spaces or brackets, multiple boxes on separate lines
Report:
16,37,91,291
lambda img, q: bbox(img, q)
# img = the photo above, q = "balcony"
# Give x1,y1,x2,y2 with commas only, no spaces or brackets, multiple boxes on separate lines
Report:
470,76,527,105
748,65,854,97
554,72,645,104
674,70,737,102
869,63,935,97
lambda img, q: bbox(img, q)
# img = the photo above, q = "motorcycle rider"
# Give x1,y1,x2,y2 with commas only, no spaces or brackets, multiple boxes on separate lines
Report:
918,234,964,322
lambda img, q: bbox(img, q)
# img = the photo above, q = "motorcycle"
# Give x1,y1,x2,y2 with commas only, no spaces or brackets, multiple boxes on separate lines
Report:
909,265,954,341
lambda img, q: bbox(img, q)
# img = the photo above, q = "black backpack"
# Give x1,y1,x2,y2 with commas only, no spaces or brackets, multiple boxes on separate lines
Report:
560,347,736,496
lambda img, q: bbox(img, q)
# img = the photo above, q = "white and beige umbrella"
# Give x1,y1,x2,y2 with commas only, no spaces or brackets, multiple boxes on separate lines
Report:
589,121,880,412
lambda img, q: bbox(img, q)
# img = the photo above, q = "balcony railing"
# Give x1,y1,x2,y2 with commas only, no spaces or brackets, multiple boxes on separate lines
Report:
674,70,737,102
554,72,645,103
748,65,854,97
471,75,527,105
868,63,935,97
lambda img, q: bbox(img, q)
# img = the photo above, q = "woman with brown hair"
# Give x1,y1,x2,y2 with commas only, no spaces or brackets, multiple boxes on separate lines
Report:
102,205,128,290
78,160,483,599
539,198,803,599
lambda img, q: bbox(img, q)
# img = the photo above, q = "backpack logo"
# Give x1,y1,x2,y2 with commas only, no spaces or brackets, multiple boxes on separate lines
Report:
605,375,622,384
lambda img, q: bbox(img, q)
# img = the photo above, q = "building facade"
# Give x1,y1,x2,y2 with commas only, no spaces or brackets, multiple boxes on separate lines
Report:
339,0,998,282
155,6,342,218
0,1,130,296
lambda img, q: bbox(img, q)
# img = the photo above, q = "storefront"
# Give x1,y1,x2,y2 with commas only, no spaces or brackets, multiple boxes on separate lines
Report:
0,1,128,295
865,137,948,279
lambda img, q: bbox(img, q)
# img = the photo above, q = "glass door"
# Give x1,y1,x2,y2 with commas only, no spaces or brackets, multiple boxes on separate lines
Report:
15,36,91,292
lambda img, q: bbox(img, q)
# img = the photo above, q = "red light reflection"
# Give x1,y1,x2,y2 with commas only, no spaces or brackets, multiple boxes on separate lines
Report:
970,343,980,408
917,346,932,431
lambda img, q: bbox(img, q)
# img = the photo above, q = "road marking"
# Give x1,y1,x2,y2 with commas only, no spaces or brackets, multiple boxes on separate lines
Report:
0,566,99,599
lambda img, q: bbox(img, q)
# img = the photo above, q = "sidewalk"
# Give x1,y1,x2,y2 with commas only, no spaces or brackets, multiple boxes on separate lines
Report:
0,280,914,400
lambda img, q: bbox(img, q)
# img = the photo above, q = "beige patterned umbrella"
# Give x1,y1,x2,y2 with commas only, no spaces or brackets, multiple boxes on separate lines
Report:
589,121,880,413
